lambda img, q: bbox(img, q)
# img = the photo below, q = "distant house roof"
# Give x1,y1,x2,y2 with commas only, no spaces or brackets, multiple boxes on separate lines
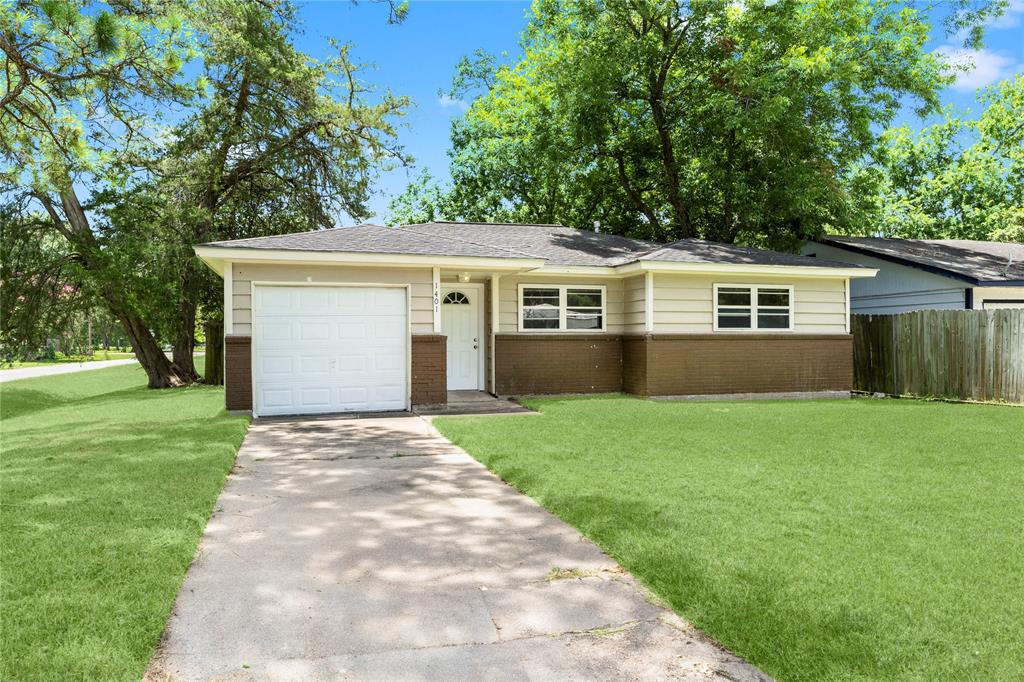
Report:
200,221,867,270
818,237,1024,285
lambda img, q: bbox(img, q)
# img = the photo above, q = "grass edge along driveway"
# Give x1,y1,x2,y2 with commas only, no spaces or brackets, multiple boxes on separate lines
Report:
434,395,1024,682
0,361,248,681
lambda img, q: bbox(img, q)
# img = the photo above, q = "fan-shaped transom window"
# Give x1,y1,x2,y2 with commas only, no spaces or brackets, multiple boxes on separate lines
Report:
443,291,470,305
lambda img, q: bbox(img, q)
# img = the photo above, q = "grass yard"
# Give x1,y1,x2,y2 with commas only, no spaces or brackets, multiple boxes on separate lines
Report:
1,351,137,369
435,396,1024,681
0,361,248,681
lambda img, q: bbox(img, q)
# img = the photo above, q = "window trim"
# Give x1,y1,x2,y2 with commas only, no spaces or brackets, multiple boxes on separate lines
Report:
517,283,608,333
712,283,795,332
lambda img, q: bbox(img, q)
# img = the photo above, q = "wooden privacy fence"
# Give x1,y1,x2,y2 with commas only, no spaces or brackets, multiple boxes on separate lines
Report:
851,309,1024,404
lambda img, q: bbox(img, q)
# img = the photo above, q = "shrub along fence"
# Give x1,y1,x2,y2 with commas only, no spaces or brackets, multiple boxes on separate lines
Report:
851,309,1024,404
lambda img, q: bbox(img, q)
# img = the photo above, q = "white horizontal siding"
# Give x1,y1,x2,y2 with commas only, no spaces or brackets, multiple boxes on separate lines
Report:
652,273,848,334
623,275,646,333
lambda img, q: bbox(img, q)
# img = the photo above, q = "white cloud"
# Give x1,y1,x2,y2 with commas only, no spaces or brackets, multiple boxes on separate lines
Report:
991,0,1024,29
934,46,1020,92
438,94,469,112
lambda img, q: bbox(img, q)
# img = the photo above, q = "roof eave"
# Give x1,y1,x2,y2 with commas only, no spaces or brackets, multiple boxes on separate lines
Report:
815,238,987,284
192,245,546,274
615,260,876,278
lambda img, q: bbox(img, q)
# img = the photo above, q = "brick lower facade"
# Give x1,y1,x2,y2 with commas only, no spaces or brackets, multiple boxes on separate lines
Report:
635,334,853,396
224,335,253,411
621,335,648,395
224,330,852,412
494,333,853,397
495,334,623,395
411,334,447,405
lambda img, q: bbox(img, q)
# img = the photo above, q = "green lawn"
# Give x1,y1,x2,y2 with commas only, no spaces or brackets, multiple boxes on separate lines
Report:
0,361,248,681
435,396,1024,681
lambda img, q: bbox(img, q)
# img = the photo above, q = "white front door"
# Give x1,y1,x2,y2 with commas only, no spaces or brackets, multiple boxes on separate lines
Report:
253,285,408,416
441,287,482,390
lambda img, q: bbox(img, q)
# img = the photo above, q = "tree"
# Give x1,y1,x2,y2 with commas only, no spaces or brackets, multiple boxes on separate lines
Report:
386,169,455,224
0,198,87,359
157,3,409,383
1,0,204,386
415,0,1003,249
2,0,408,387
863,74,1024,242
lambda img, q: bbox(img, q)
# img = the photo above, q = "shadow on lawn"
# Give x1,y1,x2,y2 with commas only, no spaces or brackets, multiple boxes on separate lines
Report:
1,382,216,422
496,480,899,681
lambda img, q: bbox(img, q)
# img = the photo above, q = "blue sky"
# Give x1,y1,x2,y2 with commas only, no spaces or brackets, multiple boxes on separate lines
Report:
292,0,1024,223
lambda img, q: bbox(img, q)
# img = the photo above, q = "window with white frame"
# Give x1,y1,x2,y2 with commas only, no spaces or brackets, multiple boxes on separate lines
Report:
713,284,793,331
519,284,606,331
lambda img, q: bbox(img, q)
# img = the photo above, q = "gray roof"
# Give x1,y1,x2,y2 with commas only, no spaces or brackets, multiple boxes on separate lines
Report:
820,237,1024,284
639,238,862,269
201,221,867,270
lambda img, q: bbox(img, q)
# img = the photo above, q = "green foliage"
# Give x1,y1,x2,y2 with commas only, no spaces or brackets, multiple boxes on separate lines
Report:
1,0,409,382
862,74,1024,242
0,0,200,188
436,396,1024,680
386,169,454,224
410,0,1001,248
0,199,88,356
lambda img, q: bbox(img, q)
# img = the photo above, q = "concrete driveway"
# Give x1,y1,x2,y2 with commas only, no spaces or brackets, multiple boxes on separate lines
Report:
149,415,769,682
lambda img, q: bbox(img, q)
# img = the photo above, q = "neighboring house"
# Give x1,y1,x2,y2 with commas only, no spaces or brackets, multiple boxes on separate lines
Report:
803,237,1024,314
194,222,875,417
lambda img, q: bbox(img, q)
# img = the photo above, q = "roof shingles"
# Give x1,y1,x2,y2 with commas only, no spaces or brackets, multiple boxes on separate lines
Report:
201,221,867,270
822,237,1024,283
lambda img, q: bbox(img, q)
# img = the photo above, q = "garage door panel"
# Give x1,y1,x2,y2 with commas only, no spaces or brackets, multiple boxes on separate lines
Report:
298,356,331,374
373,288,406,308
257,288,295,313
297,289,330,310
260,355,295,376
338,322,369,339
259,321,293,343
375,353,404,371
298,321,331,342
261,388,296,410
336,288,370,311
254,285,408,416
299,387,332,408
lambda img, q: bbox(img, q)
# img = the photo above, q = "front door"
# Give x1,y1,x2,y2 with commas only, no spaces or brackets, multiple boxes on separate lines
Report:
442,287,481,390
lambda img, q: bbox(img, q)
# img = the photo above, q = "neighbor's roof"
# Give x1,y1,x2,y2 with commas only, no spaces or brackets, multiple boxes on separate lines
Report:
819,237,1024,285
199,221,867,270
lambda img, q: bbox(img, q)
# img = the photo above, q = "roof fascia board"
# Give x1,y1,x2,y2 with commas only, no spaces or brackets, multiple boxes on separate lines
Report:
530,265,623,277
192,246,546,271
615,260,876,279
816,239,982,285
974,279,1024,287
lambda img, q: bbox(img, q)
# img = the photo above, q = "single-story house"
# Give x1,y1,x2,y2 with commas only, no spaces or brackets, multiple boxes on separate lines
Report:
194,222,876,417
803,237,1024,314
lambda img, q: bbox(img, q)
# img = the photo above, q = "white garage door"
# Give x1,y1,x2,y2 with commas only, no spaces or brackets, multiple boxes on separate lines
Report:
253,285,407,417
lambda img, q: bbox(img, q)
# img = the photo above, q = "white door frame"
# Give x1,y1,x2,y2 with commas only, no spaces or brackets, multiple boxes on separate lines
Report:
441,282,485,391
249,281,412,418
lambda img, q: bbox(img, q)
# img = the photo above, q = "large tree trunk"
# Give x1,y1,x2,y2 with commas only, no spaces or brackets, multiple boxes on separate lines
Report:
204,319,224,385
38,188,197,388
172,296,199,381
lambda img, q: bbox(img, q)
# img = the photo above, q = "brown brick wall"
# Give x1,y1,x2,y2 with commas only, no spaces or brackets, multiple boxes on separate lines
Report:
640,334,853,396
621,335,648,395
225,335,252,411
411,334,447,405
493,333,852,397
495,334,623,395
